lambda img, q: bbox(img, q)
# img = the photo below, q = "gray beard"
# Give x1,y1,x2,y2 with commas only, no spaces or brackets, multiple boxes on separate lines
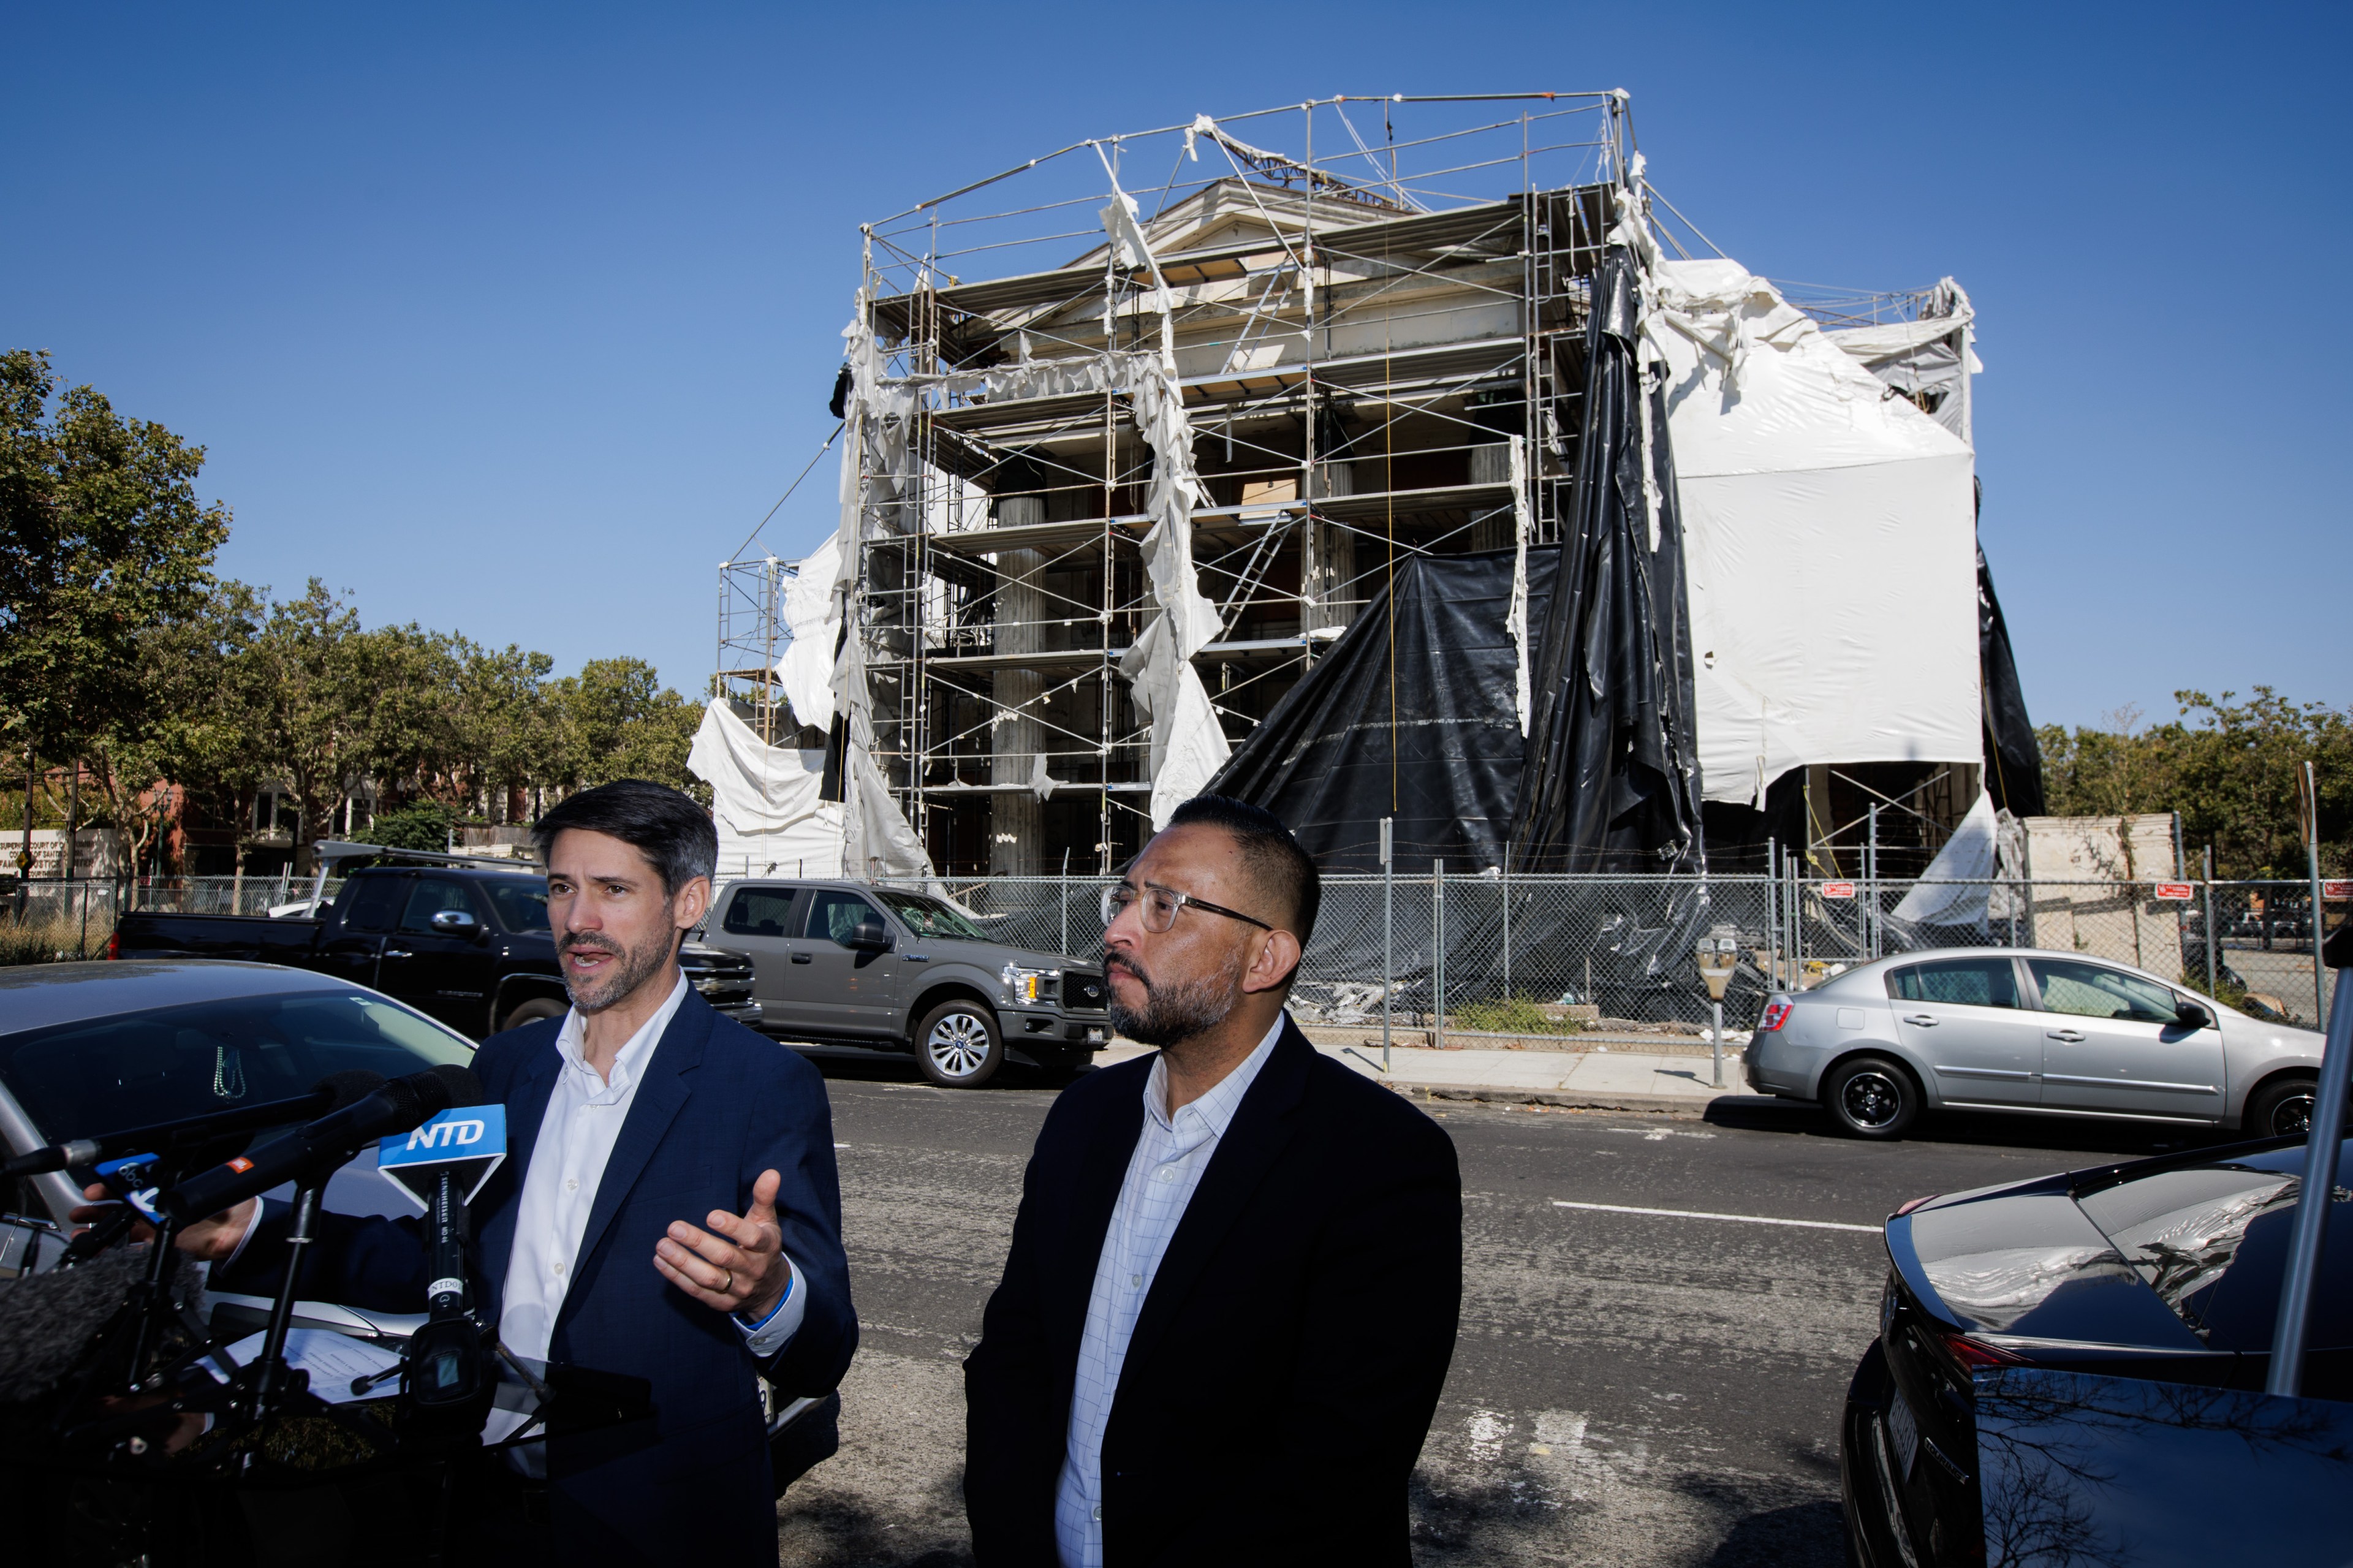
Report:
1107,950,1242,1047
560,922,676,1014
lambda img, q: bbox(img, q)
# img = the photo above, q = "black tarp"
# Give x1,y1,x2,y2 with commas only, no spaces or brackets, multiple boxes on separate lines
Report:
1976,534,2045,816
1203,547,1555,873
1509,246,1705,873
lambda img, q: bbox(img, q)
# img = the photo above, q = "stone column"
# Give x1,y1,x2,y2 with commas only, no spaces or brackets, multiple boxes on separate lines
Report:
990,496,1047,875
1468,440,1512,551
1306,460,1355,633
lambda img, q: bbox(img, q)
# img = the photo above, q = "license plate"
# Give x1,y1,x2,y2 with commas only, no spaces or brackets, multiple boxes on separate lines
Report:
1086,1028,1105,1042
1884,1391,1921,1482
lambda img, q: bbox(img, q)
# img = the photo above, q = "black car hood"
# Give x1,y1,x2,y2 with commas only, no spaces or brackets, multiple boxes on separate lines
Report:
1893,1191,2206,1349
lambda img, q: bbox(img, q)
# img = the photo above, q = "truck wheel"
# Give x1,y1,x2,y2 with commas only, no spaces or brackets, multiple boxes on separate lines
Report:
501,996,568,1032
1823,1055,1919,1140
915,999,1002,1089
2244,1075,2316,1138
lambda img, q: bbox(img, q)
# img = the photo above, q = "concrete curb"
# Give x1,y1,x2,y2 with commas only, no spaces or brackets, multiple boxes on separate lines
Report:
1380,1081,1719,1114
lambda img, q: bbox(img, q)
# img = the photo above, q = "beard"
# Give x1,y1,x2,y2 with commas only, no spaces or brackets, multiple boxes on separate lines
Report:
1105,947,1243,1047
558,917,676,1013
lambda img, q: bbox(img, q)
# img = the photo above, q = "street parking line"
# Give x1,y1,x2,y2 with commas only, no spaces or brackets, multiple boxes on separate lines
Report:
1552,1200,1879,1233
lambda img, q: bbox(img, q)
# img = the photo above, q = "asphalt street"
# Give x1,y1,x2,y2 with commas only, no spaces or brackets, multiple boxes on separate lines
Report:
773,1050,2246,1567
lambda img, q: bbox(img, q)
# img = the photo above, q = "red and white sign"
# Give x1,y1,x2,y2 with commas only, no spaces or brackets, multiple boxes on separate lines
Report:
2325,880,2353,901
1819,881,1857,900
2153,882,2194,901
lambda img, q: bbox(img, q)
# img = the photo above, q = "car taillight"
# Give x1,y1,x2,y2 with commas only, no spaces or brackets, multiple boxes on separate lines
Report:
1758,1000,1792,1031
1937,1330,2025,1371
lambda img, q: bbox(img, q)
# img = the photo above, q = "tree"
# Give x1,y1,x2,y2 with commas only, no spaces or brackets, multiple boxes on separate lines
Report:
0,350,230,783
82,580,266,872
548,657,707,800
350,800,458,853
2037,687,2353,879
240,581,377,873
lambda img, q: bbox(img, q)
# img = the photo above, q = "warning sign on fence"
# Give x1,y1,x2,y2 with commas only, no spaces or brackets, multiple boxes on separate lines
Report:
1819,881,1856,900
2153,882,2194,901
2325,880,2353,901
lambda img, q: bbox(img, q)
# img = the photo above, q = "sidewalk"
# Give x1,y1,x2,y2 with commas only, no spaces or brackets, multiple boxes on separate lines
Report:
1095,1036,1759,1115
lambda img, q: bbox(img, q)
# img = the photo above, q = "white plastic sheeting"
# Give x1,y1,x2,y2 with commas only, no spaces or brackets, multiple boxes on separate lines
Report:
687,702,844,879
1650,259,1980,806
1824,278,1980,445
775,534,841,732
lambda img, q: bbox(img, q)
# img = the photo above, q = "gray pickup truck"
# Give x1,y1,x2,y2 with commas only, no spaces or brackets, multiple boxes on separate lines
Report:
706,879,1109,1088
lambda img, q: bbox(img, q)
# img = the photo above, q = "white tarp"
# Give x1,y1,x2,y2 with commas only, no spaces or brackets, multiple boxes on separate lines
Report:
775,534,841,732
1892,790,2000,927
687,701,844,879
1650,259,1980,806
1824,278,1980,445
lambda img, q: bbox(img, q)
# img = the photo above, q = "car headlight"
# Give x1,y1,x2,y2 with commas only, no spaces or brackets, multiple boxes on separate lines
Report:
1001,965,1055,1005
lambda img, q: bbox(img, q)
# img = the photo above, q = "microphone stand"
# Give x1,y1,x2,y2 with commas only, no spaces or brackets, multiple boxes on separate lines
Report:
247,1174,325,1426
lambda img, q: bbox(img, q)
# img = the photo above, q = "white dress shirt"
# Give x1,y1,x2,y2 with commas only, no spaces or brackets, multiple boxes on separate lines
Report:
484,972,803,1458
1053,1014,1285,1568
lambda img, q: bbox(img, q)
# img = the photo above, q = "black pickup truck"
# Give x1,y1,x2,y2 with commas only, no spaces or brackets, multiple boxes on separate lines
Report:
110,863,759,1040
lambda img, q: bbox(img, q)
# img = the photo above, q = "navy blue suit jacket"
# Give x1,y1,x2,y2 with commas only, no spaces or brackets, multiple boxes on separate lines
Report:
964,1019,1461,1567
218,989,856,1565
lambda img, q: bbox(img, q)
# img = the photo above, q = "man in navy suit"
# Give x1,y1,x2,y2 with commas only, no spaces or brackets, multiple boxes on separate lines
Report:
148,780,856,1565
965,796,1461,1567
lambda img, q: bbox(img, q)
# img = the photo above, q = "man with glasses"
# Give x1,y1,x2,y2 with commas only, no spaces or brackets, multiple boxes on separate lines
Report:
964,795,1462,1566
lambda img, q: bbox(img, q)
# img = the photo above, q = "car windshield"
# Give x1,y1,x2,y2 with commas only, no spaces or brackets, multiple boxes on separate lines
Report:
876,891,987,941
2075,1143,2353,1351
483,881,550,932
0,991,476,1142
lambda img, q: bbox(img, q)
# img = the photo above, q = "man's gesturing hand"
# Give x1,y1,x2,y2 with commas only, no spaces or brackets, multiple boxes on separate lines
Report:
72,1184,257,1264
654,1167,790,1320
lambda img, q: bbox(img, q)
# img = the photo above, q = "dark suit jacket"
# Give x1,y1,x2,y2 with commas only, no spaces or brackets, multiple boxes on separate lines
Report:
218,989,856,1566
964,1017,1461,1567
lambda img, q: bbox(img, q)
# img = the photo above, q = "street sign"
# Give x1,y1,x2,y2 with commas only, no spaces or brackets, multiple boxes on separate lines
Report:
1819,881,1856,900
2153,882,2194,901
2325,881,2353,901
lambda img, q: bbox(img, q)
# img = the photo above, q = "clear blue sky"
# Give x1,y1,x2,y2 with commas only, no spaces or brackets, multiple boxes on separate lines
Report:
7,2,2346,733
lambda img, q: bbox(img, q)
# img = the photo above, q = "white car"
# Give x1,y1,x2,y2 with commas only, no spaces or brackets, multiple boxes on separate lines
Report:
1743,948,2325,1139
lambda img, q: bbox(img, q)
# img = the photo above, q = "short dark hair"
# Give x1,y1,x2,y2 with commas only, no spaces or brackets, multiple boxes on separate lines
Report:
1164,794,1319,950
532,780,717,898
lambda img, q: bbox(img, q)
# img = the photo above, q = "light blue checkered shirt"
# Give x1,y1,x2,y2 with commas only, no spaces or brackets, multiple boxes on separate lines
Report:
1053,1016,1285,1568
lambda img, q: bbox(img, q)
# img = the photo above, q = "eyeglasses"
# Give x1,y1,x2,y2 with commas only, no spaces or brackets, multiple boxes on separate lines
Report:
1101,882,1273,936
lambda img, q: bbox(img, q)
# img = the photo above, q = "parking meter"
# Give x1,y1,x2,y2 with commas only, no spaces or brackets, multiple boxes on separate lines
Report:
1696,926,1741,1086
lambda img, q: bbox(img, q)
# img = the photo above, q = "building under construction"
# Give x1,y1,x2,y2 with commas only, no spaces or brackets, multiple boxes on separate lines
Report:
710,93,2039,881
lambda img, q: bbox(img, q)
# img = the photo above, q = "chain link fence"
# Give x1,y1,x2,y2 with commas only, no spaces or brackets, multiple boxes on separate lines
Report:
1,876,349,963
6,869,2337,1035
925,872,2340,1038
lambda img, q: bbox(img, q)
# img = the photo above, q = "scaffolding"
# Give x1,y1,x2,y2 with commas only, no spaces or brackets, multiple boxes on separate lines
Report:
718,93,1737,876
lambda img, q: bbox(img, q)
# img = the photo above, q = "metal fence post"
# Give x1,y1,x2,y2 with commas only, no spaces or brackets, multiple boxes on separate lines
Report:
1059,848,1070,958
79,882,89,958
1381,819,1393,1069
1766,837,1779,990
2307,760,2328,1027
1432,858,1445,1050
2203,846,2219,994
1501,847,1512,1006
1866,804,1880,960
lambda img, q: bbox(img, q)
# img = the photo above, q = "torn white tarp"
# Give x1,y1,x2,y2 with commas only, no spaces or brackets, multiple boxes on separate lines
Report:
1824,278,1979,445
1651,259,1980,807
688,702,844,879
775,534,841,731
1506,432,1533,735
1892,790,2000,928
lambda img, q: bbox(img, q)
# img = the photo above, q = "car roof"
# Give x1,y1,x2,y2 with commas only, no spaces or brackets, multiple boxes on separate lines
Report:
0,961,362,1038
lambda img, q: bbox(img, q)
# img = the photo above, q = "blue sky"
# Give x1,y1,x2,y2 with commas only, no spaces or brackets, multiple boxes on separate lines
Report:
6,2,2346,732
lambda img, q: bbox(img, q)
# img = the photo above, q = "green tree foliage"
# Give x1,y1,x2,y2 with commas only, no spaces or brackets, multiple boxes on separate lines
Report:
547,657,708,800
0,349,230,771
2036,689,2353,878
349,800,458,853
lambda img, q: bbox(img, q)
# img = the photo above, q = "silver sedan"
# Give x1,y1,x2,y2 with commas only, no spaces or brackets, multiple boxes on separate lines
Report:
1743,948,2327,1140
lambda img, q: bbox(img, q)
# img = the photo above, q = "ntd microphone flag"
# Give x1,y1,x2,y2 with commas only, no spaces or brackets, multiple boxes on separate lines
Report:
378,1105,507,1210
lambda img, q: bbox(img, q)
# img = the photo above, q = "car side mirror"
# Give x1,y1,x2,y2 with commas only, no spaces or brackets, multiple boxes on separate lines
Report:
846,918,892,955
2175,1001,2211,1029
430,909,480,936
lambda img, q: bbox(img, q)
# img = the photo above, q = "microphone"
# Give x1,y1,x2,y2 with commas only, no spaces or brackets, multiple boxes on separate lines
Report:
374,1070,499,1428
2,1069,388,1180
161,1067,473,1225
